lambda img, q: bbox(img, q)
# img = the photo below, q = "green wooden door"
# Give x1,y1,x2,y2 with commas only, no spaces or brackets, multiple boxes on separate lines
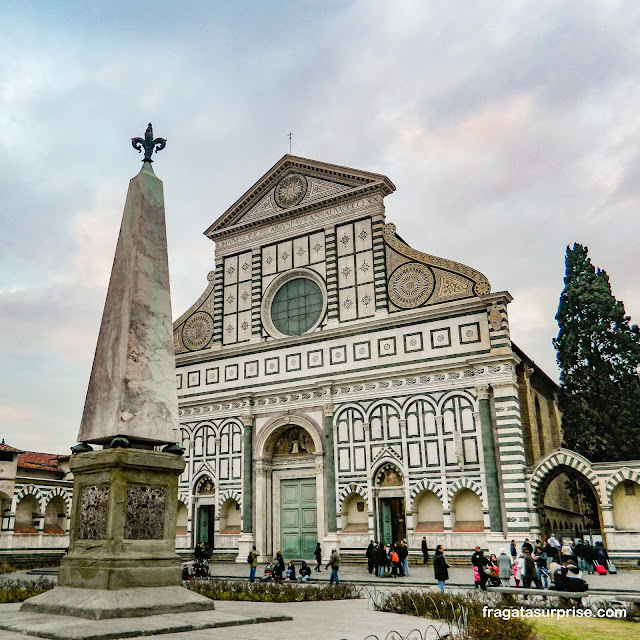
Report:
380,499,393,545
197,506,211,544
281,478,317,559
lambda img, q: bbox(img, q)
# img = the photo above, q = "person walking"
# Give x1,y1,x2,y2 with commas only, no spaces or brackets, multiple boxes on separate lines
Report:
561,539,575,563
390,546,400,578
326,548,340,585
497,548,513,585
522,550,540,589
421,537,429,565
471,546,489,591
401,540,410,576
534,546,549,588
513,554,524,587
433,545,450,592
314,542,322,572
376,543,388,577
366,540,375,574
248,545,259,583
510,539,517,561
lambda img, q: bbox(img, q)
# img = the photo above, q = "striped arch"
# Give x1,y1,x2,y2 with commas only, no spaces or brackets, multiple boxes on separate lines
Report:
178,493,190,506
437,389,477,411
14,485,45,511
410,478,444,503
338,483,368,509
218,488,242,508
43,487,71,510
606,468,640,502
529,448,599,502
447,478,484,501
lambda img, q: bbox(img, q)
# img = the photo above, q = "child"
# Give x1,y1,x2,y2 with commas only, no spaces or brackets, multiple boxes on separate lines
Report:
513,555,524,587
284,561,296,581
473,564,481,589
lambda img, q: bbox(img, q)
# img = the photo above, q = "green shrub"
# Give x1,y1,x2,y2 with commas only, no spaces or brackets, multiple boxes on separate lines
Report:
0,561,17,574
0,577,56,603
374,589,536,640
186,578,361,603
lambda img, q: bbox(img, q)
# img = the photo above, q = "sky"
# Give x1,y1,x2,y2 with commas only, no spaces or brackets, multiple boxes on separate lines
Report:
2,0,640,454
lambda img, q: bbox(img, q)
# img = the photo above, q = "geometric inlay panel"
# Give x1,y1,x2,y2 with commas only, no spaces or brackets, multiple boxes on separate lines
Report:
430,327,451,349
459,321,481,344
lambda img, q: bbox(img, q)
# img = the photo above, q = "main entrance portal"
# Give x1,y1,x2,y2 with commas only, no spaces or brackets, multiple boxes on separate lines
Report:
379,497,406,544
281,478,317,558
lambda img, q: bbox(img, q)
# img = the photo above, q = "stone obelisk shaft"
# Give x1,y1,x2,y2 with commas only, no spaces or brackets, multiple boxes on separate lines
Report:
78,163,178,445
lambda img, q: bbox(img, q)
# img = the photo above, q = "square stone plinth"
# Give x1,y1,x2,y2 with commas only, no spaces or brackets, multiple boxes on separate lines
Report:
58,448,185,591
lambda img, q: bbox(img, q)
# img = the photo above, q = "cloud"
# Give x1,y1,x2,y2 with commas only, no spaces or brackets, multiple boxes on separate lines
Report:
2,1,640,453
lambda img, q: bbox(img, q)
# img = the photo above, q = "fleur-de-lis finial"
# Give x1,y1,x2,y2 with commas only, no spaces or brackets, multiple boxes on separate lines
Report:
131,123,166,163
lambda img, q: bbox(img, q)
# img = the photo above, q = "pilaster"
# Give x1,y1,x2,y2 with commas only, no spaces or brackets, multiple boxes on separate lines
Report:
476,384,502,533
236,411,255,562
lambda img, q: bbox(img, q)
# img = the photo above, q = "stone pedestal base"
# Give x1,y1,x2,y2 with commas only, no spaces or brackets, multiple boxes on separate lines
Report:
236,533,255,563
20,585,215,620
21,448,214,617
322,532,340,563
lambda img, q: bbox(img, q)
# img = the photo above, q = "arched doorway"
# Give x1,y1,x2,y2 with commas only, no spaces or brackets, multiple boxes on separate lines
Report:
254,416,325,561
535,465,601,541
374,463,406,544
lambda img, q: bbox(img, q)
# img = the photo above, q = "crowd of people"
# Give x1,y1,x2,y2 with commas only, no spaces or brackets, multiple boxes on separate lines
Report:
365,539,414,577
246,542,341,584
467,535,613,593
187,534,615,593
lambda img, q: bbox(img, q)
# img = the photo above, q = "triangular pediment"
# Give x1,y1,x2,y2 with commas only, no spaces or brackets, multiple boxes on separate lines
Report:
205,155,395,239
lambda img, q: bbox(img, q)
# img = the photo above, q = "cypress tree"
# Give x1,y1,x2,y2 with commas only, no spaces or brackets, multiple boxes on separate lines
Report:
553,243,640,462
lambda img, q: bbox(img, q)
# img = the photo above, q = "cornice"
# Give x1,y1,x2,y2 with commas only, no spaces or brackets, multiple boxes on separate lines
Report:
207,182,390,243
175,290,513,367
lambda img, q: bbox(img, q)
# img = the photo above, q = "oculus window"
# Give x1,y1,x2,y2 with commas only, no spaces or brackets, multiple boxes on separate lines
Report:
271,277,323,336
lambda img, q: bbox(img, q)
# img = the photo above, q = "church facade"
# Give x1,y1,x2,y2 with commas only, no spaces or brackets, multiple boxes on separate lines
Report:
171,155,639,564
3,156,640,566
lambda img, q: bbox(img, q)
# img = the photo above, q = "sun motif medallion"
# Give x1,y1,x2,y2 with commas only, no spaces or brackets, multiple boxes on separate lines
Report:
274,173,307,208
388,262,435,308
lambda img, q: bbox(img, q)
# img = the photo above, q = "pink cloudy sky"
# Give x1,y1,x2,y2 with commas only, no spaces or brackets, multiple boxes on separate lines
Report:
2,1,640,453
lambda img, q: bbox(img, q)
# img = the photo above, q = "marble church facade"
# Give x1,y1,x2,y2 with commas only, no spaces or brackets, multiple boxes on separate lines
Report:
2,157,640,566
170,155,640,564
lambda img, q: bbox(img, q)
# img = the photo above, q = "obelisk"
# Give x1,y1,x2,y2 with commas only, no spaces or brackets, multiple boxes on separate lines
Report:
21,125,215,619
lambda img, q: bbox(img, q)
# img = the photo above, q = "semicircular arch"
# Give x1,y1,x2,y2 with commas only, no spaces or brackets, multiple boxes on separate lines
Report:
255,414,323,459
529,448,600,504
447,478,484,502
14,485,45,511
606,468,640,502
411,478,444,502
365,398,402,422
338,483,368,509
437,389,477,412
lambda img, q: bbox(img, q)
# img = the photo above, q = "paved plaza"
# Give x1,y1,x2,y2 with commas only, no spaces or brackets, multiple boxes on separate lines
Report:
197,559,640,593
0,561,638,639
0,599,452,640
